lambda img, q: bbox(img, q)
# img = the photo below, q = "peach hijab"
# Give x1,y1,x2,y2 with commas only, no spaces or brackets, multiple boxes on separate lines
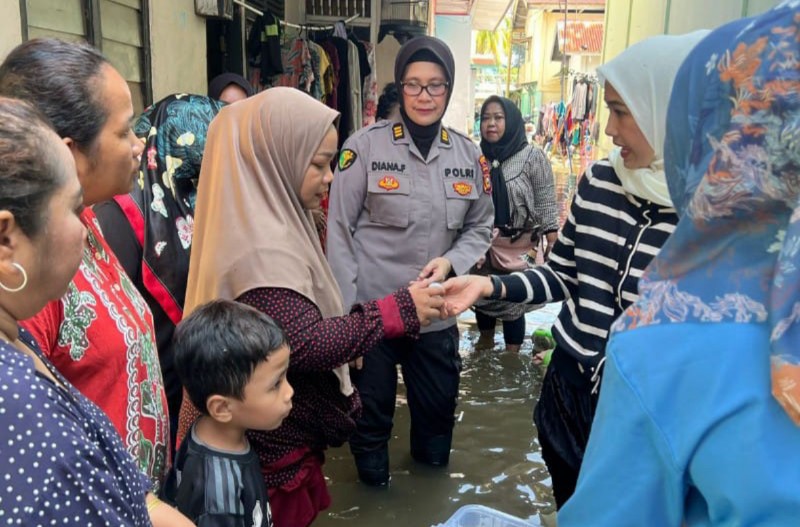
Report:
184,87,352,393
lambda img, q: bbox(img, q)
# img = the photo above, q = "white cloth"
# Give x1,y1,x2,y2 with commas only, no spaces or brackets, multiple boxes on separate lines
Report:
608,148,672,207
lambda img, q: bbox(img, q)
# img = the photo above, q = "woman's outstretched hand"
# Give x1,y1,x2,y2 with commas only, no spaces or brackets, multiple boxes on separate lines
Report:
408,280,446,326
441,275,494,317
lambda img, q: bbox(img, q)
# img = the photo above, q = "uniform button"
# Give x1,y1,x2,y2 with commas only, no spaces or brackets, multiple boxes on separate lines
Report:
627,244,633,249
618,270,624,276
615,297,620,302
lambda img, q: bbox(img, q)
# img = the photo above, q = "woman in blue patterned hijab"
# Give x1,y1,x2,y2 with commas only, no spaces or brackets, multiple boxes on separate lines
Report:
560,3,800,525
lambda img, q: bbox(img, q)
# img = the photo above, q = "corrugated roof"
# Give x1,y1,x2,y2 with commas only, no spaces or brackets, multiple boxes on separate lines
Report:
435,0,473,15
472,0,515,31
557,21,603,55
527,0,605,7
472,55,496,65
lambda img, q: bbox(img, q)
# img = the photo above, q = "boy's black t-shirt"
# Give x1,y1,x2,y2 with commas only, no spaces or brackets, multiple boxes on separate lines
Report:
161,424,272,527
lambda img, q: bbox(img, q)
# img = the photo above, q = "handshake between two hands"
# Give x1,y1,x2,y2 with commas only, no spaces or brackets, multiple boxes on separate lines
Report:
410,257,496,327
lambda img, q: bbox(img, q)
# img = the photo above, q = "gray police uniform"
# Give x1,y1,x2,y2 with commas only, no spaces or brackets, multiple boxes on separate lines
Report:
327,120,493,471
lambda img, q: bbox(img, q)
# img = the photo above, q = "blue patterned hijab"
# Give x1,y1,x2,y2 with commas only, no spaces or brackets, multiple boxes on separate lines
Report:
612,2,800,425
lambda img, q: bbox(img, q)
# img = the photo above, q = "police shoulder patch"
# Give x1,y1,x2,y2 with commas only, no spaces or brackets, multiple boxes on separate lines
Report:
479,155,492,194
338,149,358,171
392,123,405,140
440,127,450,145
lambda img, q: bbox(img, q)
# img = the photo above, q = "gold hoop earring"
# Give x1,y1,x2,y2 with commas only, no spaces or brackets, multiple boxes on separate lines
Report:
0,263,28,293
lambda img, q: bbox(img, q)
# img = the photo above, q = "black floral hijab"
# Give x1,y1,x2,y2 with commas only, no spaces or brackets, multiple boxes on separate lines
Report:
480,95,528,230
113,94,224,325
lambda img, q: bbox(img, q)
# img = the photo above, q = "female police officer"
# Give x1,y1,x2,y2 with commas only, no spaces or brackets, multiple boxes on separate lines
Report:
327,36,494,486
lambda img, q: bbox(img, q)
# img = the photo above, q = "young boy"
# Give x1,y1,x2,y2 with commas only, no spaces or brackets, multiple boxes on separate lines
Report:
161,299,293,527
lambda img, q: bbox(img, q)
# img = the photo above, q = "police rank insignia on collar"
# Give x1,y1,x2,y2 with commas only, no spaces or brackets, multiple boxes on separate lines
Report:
479,155,492,194
338,149,357,171
440,128,450,145
392,123,405,140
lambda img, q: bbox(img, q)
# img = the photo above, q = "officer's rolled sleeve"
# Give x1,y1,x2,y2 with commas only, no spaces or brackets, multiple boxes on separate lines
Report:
327,138,368,310
443,148,494,275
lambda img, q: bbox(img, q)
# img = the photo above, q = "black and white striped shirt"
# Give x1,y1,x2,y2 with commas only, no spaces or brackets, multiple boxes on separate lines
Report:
500,161,678,386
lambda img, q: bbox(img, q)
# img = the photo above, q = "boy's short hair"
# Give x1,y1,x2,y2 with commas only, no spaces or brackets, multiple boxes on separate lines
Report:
173,299,287,415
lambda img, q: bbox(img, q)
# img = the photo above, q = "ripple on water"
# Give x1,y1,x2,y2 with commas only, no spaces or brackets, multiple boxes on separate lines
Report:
316,307,560,526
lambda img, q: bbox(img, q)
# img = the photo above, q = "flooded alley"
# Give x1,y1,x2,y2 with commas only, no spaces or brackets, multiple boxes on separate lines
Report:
316,304,562,527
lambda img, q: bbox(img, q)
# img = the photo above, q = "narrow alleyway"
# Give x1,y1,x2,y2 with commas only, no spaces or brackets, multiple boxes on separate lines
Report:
316,305,562,526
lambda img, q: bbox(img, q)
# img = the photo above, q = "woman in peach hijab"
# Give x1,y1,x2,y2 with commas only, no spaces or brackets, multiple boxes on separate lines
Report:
177,87,443,527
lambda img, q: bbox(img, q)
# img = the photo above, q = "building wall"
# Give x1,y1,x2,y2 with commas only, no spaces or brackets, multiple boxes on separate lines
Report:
284,0,302,24
601,0,782,66
149,0,207,100
596,0,784,152
523,10,603,106
435,14,472,134
1,1,209,104
0,3,22,60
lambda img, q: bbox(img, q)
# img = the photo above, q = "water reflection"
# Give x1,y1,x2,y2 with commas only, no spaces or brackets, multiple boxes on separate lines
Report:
316,304,562,526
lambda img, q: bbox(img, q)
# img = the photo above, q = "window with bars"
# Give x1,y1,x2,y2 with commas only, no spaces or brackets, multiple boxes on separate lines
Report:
305,0,371,18
21,0,151,112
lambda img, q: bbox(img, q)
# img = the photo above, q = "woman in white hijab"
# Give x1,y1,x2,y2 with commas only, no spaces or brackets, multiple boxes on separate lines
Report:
441,31,708,508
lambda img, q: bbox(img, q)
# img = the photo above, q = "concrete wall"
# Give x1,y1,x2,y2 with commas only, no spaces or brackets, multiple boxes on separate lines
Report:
149,0,207,100
594,0,784,153
0,3,23,60
435,14,473,134
0,1,206,106
285,0,302,25
600,0,782,66
520,10,603,106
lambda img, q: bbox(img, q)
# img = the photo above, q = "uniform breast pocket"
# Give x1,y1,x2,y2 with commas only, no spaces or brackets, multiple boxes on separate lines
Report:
443,179,479,230
366,172,411,227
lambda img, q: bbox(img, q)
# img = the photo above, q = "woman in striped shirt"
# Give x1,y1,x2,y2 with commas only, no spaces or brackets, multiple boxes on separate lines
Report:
442,32,707,508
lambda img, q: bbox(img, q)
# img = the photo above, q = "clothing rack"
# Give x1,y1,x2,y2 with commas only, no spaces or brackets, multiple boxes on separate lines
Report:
231,0,361,29
568,69,598,83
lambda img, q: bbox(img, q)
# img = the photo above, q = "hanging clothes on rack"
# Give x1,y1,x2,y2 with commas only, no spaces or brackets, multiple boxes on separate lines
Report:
246,9,284,88
346,38,362,137
317,34,351,147
571,79,588,120
361,42,377,127
273,31,315,92
319,39,340,109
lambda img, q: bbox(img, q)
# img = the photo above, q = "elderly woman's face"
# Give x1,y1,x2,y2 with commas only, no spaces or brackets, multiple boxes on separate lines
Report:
480,101,506,143
401,61,448,127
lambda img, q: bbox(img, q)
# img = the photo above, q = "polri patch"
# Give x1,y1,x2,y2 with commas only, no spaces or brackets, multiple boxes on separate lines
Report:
338,149,357,171
378,175,400,191
479,155,492,194
452,181,472,196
